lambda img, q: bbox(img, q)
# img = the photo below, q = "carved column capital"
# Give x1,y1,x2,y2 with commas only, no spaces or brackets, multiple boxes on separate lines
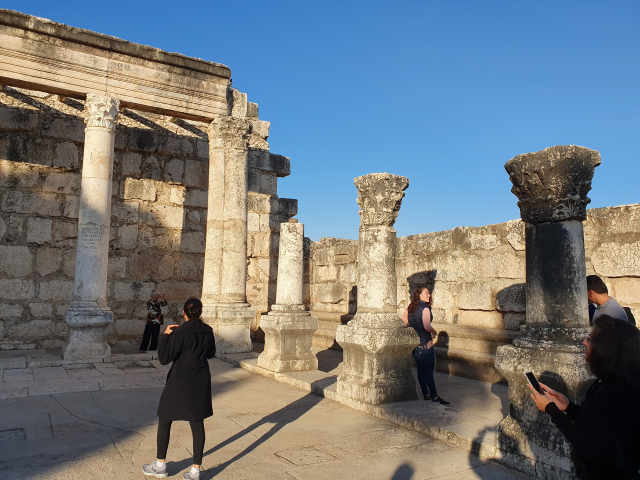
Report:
84,94,120,130
354,173,409,227
207,117,250,151
505,145,601,224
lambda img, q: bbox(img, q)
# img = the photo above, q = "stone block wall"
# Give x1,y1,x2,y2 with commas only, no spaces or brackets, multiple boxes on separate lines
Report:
0,87,295,350
309,204,640,329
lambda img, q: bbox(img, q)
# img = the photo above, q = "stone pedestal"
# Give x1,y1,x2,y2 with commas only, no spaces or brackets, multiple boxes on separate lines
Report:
258,223,318,372
495,145,601,478
336,173,419,405
62,94,120,360
202,110,255,353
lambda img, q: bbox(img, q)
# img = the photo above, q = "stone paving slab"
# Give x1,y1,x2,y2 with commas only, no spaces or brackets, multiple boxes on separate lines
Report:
0,356,533,479
217,347,526,473
0,347,159,370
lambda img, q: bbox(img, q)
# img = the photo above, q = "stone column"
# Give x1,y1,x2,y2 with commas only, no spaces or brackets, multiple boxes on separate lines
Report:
336,173,420,405
495,145,601,478
258,222,319,372
62,94,120,360
201,115,255,353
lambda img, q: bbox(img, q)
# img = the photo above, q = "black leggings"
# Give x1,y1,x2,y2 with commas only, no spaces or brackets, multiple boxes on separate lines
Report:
157,418,205,465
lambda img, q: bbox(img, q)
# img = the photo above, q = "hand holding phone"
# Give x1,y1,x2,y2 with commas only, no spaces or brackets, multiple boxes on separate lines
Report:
525,372,544,394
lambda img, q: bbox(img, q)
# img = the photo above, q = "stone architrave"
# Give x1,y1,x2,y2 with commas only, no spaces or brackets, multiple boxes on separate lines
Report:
62,94,120,360
495,145,601,478
201,108,255,353
258,222,319,372
336,173,420,405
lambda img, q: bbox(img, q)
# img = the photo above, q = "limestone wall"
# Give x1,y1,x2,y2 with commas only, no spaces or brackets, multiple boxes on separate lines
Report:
0,86,295,350
309,204,640,329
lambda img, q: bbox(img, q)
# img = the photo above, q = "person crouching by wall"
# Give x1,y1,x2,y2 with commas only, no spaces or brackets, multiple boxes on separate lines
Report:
140,290,167,354
142,298,216,480
529,316,640,479
402,286,449,405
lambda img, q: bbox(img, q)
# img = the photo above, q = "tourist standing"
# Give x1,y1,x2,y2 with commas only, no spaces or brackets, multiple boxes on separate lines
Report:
528,316,640,479
402,287,449,405
139,291,167,353
143,298,216,480
587,275,628,325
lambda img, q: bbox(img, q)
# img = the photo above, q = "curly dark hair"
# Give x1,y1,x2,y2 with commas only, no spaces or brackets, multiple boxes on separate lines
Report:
183,297,203,320
588,315,640,390
407,286,430,314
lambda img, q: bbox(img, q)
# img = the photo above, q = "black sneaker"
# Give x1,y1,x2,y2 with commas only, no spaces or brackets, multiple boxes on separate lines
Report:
432,396,450,405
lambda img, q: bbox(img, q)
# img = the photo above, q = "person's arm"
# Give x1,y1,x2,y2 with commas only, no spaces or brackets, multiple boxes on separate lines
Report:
422,308,437,335
157,325,181,365
206,332,216,359
401,309,409,326
546,386,618,460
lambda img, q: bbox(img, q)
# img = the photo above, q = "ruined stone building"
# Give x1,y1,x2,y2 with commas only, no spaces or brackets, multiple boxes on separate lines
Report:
1,8,639,380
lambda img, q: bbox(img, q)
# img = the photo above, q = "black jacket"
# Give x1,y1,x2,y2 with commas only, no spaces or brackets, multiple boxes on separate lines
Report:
546,380,640,479
156,319,216,421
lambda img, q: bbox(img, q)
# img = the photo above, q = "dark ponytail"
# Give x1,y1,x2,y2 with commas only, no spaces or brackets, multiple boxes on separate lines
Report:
183,298,203,320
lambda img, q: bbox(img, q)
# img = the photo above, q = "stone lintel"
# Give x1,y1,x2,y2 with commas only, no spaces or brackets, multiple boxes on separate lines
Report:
0,9,230,121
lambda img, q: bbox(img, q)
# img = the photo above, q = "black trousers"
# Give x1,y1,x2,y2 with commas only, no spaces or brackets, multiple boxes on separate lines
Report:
140,323,161,351
157,418,205,465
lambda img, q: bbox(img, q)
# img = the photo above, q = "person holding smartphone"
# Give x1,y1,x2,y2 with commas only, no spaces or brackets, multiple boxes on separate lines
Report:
143,298,216,480
528,315,640,479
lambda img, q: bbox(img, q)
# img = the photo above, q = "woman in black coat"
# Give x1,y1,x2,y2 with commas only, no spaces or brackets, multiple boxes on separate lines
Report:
529,315,640,479
143,298,216,480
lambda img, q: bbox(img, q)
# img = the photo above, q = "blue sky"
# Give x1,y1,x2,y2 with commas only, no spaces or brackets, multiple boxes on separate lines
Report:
3,1,639,240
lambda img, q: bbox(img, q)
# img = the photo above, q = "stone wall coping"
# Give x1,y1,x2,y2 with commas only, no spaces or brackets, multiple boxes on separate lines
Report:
0,9,231,78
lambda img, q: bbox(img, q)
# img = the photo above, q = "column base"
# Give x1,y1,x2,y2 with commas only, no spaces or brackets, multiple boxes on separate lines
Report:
203,302,255,354
495,328,593,477
336,312,420,405
257,306,319,373
62,306,113,360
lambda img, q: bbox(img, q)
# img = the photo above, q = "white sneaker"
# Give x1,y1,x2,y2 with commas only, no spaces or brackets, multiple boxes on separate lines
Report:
142,460,168,478
183,467,200,479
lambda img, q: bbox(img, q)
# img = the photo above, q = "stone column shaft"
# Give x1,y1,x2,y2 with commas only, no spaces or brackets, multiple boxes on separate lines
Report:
202,115,255,353
336,173,419,405
62,94,119,360
258,222,318,372
495,145,601,478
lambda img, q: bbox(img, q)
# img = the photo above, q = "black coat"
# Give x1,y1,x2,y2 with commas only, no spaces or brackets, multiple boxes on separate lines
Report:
156,319,216,422
546,380,640,479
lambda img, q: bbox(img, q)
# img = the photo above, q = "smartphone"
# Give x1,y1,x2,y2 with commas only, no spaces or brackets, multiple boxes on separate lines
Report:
525,372,543,393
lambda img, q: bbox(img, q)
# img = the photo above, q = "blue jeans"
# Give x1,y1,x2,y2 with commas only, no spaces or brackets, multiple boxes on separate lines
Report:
414,345,437,399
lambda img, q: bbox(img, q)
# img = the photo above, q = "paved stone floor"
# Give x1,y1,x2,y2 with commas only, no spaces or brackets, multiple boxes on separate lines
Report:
0,355,533,480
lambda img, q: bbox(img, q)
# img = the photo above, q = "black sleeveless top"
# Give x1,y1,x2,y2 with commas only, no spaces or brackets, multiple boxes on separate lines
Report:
408,301,433,347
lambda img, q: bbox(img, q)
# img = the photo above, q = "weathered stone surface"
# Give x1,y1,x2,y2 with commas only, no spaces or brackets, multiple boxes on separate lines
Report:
123,178,156,201
53,142,79,169
164,158,184,182
505,145,601,224
2,191,61,216
0,279,35,300
0,106,38,132
42,172,81,194
496,283,526,313
591,241,640,277
315,282,347,304
26,217,52,244
0,303,23,317
258,311,319,372
0,245,33,276
147,205,184,228
458,282,493,311
29,303,52,318
39,279,74,302
118,224,138,250
184,159,208,188
121,152,142,176
0,217,6,240
611,278,640,306
456,310,504,329
36,247,62,276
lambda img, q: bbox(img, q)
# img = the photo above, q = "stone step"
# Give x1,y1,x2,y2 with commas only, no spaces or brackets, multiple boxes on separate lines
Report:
433,324,519,355
434,347,505,384
312,328,342,351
